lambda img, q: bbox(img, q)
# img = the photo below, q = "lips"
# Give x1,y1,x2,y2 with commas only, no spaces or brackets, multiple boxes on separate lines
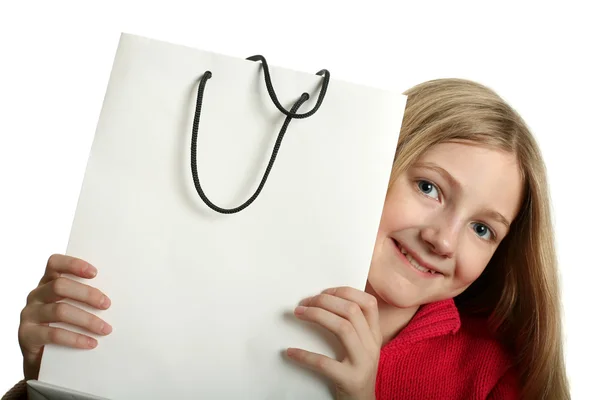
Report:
392,239,444,276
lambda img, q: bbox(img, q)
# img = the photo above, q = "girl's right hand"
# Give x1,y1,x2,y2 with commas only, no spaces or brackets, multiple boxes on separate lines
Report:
18,254,112,380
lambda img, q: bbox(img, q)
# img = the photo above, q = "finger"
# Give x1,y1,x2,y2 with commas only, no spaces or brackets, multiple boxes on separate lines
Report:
28,302,112,336
286,347,347,384
21,322,99,349
28,277,110,310
300,294,376,351
322,287,381,341
294,305,365,363
40,254,98,285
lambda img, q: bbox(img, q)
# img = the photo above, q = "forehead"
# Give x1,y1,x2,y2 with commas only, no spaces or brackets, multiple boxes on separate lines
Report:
415,142,523,221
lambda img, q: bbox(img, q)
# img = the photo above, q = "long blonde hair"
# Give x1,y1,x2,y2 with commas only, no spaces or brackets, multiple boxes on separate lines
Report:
392,78,569,399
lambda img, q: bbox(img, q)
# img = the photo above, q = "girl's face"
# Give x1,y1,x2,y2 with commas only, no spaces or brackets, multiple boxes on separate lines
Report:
368,141,524,308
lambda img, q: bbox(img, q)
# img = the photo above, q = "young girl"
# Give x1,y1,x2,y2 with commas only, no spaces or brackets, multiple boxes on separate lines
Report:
4,79,570,400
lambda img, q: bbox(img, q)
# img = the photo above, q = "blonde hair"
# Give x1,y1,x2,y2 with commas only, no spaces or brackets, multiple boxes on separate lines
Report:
392,79,569,399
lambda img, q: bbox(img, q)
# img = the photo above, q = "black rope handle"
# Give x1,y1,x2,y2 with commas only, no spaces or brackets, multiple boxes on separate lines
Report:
246,55,330,119
190,55,330,214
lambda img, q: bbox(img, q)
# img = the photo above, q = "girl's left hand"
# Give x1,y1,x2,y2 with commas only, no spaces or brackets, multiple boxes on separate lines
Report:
287,286,382,400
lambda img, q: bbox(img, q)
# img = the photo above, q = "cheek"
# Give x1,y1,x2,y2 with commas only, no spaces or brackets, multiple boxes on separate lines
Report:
454,248,493,286
378,183,423,234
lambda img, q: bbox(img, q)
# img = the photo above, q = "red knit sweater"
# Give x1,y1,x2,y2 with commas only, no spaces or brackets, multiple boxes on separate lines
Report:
3,299,518,400
377,298,519,399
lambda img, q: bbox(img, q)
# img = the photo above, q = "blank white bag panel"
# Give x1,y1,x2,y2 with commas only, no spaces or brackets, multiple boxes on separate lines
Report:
35,33,407,399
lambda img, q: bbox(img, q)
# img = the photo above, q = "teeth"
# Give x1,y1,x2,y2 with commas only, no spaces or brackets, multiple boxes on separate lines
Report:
400,246,437,275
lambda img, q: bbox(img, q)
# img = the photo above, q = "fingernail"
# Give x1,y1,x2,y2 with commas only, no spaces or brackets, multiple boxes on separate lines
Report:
100,295,111,308
101,322,113,335
299,297,312,306
294,306,307,315
88,338,98,348
286,348,298,357
85,265,98,277
323,288,336,294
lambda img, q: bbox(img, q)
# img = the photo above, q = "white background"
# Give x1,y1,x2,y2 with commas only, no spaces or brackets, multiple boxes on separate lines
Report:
0,0,598,398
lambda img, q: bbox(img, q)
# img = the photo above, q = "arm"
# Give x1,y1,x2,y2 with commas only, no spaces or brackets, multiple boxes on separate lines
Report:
1,380,27,400
487,367,520,400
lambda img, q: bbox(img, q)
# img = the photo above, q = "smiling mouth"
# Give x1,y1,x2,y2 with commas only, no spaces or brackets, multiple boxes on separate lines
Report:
392,239,442,276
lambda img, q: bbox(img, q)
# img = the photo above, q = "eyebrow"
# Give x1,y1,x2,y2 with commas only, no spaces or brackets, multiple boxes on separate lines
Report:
482,210,511,230
413,161,511,230
414,162,461,189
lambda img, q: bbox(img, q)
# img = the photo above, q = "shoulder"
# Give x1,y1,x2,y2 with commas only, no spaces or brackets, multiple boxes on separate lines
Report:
487,366,520,400
452,316,520,397
378,301,520,399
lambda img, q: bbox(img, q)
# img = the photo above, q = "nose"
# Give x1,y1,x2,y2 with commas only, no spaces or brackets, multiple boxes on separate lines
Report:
420,218,459,258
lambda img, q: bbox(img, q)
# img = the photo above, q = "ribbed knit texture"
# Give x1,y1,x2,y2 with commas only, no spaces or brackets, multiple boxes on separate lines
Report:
376,299,519,399
1,380,26,400
3,300,518,399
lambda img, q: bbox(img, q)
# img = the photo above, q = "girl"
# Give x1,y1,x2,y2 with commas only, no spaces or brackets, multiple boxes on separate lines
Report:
4,79,569,400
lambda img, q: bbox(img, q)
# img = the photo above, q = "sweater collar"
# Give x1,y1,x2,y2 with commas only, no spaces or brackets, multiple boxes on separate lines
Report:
381,298,461,352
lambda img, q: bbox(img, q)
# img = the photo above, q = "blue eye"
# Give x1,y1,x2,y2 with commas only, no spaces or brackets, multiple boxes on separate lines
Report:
417,180,440,200
472,222,493,240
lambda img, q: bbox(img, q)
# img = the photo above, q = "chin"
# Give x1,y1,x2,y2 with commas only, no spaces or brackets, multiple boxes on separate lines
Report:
368,271,434,309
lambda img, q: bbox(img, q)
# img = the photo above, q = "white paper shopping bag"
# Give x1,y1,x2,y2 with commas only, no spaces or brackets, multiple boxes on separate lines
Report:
30,32,407,399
